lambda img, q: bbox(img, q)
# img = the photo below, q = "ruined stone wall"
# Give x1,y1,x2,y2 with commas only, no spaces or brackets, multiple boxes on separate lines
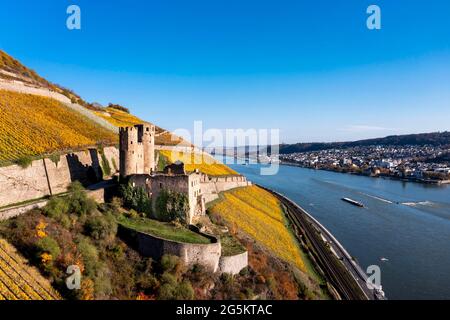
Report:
0,199,48,221
155,145,204,155
0,160,50,207
211,175,251,192
0,80,71,104
201,175,252,205
0,188,109,221
120,225,221,272
0,147,119,208
219,251,248,275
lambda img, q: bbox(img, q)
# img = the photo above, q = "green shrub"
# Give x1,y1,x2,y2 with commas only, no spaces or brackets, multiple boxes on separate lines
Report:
107,103,129,113
111,157,118,172
35,236,61,260
155,189,189,222
15,156,33,168
76,237,99,277
176,281,194,300
110,244,125,260
100,152,111,177
158,272,178,300
137,273,159,292
119,183,152,216
84,213,118,241
67,181,97,216
43,197,69,220
93,264,112,297
161,255,180,274
125,209,139,219
158,273,194,300
48,153,60,166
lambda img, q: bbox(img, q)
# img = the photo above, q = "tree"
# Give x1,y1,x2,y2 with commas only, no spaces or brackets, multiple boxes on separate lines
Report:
155,189,189,223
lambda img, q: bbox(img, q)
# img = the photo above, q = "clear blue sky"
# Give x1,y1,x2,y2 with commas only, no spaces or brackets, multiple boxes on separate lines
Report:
1,0,449,143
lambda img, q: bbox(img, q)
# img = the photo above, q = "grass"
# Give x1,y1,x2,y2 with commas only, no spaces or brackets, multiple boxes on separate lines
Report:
220,234,246,256
158,150,238,176
208,185,306,271
118,216,212,244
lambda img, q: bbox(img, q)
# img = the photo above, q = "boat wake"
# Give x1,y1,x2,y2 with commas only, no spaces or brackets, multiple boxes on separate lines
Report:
402,201,434,207
360,193,393,204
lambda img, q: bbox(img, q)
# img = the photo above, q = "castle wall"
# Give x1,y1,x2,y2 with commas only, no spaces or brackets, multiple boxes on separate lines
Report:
119,225,221,272
200,175,252,205
0,160,50,208
219,251,248,275
0,147,120,208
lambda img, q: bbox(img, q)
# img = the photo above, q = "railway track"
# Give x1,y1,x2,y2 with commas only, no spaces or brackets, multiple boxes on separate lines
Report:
259,185,381,300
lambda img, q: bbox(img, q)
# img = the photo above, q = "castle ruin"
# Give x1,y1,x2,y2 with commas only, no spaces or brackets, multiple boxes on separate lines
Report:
120,124,206,224
119,123,156,177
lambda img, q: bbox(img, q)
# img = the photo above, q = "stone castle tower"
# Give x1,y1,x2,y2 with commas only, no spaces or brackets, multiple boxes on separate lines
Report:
119,123,155,177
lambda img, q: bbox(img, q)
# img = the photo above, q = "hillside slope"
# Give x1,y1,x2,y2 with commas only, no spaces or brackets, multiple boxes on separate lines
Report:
95,106,191,147
0,90,117,165
1,50,88,106
209,185,305,271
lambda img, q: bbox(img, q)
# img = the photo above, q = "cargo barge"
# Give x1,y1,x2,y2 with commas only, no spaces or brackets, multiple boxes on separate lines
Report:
341,197,364,207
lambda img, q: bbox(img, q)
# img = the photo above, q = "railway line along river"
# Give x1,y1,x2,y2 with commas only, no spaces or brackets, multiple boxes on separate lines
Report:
220,157,450,299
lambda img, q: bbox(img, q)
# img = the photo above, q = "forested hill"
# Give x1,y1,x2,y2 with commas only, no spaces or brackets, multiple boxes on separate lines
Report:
279,131,450,154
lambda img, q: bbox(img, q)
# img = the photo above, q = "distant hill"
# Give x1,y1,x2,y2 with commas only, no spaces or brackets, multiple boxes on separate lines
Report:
279,132,450,154
0,50,90,106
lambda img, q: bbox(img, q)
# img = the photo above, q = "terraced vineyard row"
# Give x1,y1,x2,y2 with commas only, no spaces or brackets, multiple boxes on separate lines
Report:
0,239,60,300
209,186,306,271
0,90,118,165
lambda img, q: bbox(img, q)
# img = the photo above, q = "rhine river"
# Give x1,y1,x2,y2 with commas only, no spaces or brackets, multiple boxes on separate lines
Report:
221,157,450,299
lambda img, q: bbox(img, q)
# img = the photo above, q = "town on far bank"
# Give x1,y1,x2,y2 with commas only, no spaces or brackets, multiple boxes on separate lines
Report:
278,144,450,184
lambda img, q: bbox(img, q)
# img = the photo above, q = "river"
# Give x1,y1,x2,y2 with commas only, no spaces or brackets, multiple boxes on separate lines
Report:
220,157,450,299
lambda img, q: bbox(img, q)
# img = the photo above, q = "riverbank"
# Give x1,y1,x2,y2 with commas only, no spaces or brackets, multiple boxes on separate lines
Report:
225,160,450,299
280,160,450,186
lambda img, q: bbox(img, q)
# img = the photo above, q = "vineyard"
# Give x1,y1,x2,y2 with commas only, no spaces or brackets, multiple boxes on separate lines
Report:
0,238,60,300
94,107,190,146
209,185,306,271
158,149,238,176
93,107,145,128
0,90,118,165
